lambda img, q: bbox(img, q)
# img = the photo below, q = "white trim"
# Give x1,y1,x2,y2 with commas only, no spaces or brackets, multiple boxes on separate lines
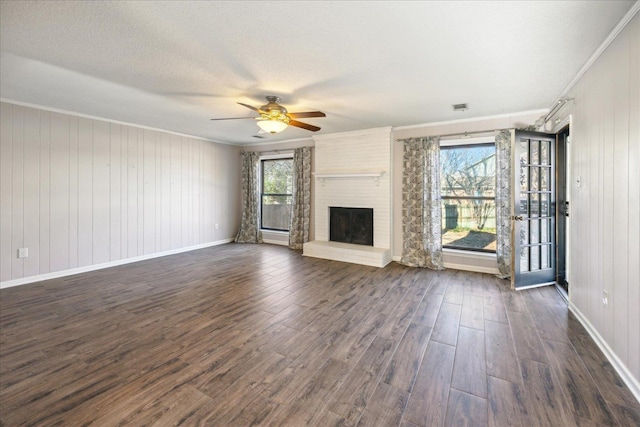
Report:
0,98,231,145
443,248,496,260
238,137,315,148
551,114,571,134
259,152,293,160
262,229,290,246
313,171,385,179
313,171,386,186
570,301,640,404
440,136,496,146
312,126,392,141
393,109,549,131
551,1,640,105
0,239,234,289
515,281,557,291
442,261,499,275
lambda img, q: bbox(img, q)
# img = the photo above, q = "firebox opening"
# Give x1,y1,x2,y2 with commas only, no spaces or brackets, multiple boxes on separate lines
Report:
329,207,373,246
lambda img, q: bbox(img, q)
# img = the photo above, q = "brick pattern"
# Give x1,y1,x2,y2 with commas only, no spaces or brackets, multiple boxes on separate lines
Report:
313,128,392,250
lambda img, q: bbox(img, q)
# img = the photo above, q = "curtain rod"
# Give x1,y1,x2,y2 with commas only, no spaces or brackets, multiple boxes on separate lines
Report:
541,98,574,125
239,149,293,155
397,128,504,141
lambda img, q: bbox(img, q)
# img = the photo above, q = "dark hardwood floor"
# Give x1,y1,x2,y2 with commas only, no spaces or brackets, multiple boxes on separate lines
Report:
1,243,639,426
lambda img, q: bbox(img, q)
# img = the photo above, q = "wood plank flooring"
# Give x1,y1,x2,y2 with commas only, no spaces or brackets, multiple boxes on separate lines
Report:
1,243,639,426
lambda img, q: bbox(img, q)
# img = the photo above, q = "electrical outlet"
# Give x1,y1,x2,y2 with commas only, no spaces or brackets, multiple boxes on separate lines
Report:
602,290,608,307
215,223,219,230
17,248,28,258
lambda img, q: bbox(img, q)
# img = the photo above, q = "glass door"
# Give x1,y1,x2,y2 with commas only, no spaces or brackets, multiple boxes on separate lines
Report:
513,131,556,289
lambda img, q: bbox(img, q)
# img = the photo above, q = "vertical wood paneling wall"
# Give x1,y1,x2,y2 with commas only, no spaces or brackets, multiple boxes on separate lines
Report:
0,102,241,284
564,13,639,388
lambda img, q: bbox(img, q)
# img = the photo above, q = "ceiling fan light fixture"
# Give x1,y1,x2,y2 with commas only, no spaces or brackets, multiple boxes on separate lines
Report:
257,119,288,134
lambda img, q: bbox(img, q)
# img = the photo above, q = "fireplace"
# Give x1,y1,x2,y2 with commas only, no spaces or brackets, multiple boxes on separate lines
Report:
329,207,373,246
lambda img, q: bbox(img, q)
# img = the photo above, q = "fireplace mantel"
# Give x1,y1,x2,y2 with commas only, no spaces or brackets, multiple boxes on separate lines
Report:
313,171,386,186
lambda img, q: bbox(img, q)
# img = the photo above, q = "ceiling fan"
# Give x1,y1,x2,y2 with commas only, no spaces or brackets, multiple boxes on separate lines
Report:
210,96,326,134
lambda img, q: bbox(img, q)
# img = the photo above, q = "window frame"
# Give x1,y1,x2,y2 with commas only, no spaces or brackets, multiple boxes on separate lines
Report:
440,138,497,254
260,156,294,232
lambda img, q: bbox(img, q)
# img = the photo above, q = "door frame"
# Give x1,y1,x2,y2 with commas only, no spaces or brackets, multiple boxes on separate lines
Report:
551,115,572,300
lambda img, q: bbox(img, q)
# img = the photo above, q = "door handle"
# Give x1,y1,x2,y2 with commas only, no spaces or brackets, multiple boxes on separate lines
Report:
510,215,524,221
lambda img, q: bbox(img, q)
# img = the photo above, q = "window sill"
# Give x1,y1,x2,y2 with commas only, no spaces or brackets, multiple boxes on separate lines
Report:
262,230,289,247
261,229,289,235
442,248,496,259
441,248,499,275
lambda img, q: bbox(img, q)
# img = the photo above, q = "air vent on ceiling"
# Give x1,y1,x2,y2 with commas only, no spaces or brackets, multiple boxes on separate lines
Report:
452,103,468,111
252,135,267,139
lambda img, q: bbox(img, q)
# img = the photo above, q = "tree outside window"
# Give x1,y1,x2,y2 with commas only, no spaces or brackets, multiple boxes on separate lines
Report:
440,143,496,252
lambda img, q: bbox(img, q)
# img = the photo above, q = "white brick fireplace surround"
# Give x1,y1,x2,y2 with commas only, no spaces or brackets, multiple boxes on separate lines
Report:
303,127,392,267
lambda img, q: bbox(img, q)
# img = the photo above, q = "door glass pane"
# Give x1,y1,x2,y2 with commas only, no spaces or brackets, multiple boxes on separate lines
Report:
530,219,540,244
540,140,549,165
540,167,549,191
520,219,529,245
540,194,550,216
520,246,530,272
530,193,540,217
519,139,529,165
519,194,529,214
530,167,539,191
520,167,529,192
531,245,540,271
541,218,550,243
542,244,550,269
531,140,540,164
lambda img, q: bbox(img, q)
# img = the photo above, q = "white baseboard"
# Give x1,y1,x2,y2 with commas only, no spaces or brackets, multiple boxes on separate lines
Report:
569,302,640,404
0,238,234,289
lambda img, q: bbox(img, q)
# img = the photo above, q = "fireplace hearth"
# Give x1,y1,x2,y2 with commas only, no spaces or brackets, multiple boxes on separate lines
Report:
330,207,373,246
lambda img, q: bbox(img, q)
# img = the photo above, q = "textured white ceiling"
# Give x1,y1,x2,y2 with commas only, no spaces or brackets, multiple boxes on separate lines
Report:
0,1,635,144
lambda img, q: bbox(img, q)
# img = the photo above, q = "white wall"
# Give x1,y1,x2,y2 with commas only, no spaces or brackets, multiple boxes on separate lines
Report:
560,12,639,389
0,102,241,285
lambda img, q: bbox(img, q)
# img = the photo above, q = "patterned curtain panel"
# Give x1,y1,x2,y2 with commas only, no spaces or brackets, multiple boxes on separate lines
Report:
235,151,263,243
400,137,444,270
495,130,513,278
289,147,311,250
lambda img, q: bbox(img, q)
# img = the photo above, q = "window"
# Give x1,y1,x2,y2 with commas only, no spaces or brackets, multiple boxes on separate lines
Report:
440,142,496,252
261,158,293,231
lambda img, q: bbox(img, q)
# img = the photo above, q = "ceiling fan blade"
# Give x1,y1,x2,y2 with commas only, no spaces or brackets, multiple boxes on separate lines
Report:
237,102,261,113
288,120,321,132
287,111,326,119
210,117,255,121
